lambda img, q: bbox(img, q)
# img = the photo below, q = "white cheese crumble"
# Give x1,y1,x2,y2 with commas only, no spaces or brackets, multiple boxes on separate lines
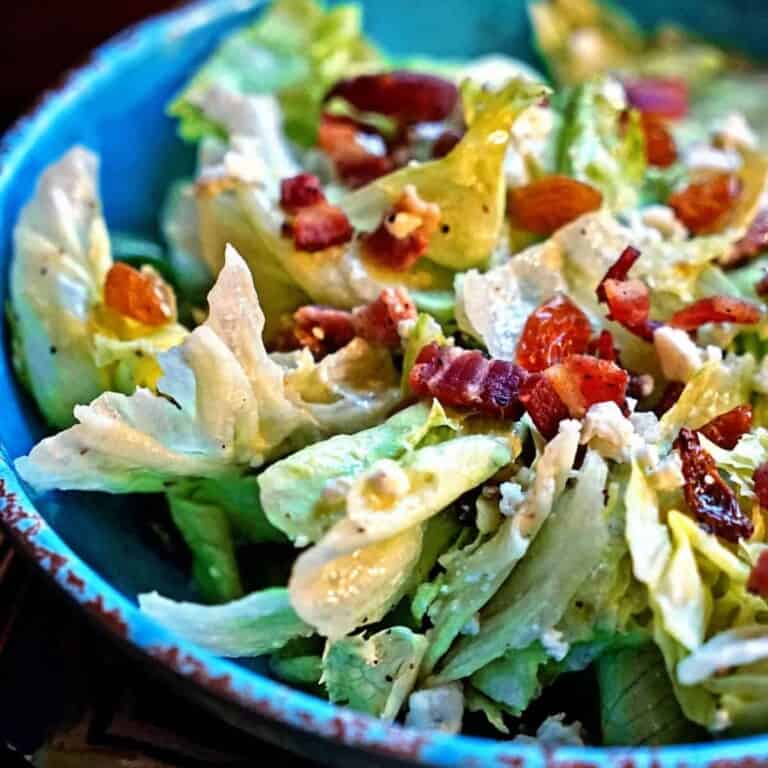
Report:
540,629,570,662
653,326,704,382
684,143,742,174
639,205,689,241
499,481,525,517
713,112,758,151
580,401,638,462
405,684,464,734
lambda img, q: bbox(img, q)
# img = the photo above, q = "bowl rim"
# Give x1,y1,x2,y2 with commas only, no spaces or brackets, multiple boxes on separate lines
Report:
2,1,768,765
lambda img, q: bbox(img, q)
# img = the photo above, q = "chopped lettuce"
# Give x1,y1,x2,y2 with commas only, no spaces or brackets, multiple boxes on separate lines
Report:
139,588,312,656
170,0,383,147
342,79,549,272
269,637,324,686
288,434,511,637
323,627,427,719
556,77,646,211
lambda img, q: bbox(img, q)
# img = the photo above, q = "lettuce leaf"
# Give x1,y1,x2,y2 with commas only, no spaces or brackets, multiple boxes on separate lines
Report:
170,0,383,147
16,246,316,494
323,627,427,719
139,588,312,656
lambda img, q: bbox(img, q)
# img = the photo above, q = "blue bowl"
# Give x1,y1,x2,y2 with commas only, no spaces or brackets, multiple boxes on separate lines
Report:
2,0,768,765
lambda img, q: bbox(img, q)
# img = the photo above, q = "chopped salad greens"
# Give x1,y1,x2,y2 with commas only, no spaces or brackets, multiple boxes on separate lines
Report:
12,0,768,745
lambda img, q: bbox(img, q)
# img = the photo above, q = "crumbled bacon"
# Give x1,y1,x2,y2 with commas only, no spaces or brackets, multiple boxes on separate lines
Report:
698,405,753,450
318,113,394,189
516,295,592,372
754,463,768,509
674,427,753,542
326,71,459,125
362,185,441,271
623,77,689,120
104,262,175,327
654,381,685,417
432,128,464,159
596,246,641,301
668,172,742,234
519,374,570,439
352,287,417,348
291,305,356,357
408,342,527,419
757,272,768,297
588,330,619,363
729,209,768,267
543,355,629,419
289,202,354,252
640,113,677,168
280,173,324,214
668,296,761,331
509,176,603,236
747,550,768,598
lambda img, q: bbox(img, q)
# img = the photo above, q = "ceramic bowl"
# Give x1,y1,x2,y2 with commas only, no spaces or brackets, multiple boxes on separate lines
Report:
2,0,768,765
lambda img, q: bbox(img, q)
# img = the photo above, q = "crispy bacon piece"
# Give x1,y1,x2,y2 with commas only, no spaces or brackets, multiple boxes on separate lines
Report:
596,246,641,300
654,381,685,417
730,209,768,267
326,71,459,124
362,185,441,271
543,355,629,418
291,305,356,357
318,114,394,189
408,342,527,419
697,405,753,450
509,176,603,236
432,128,464,159
280,173,324,214
623,77,689,120
519,374,570,439
351,287,417,348
669,172,742,234
516,295,592,372
104,262,174,326
753,463,768,509
669,296,761,331
290,202,354,252
588,330,619,363
641,113,677,168
747,550,768,598
674,427,753,542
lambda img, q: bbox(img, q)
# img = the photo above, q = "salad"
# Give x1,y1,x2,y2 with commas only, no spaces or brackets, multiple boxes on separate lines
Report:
10,0,768,745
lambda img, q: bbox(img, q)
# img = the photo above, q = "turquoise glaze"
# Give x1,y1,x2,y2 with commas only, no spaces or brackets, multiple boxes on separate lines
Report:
1,0,768,764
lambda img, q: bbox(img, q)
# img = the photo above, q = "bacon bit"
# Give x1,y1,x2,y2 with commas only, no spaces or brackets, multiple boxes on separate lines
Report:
362,185,441,271
729,209,768,267
352,288,417,348
602,278,658,341
516,295,592,372
674,427,753,542
104,262,174,327
596,246,641,301
641,113,677,168
318,114,394,189
654,381,685,417
668,172,742,234
589,330,619,363
754,463,768,508
280,173,324,214
408,342,527,419
509,176,603,236
291,306,356,357
432,128,464,159
519,374,570,439
697,405,753,450
747,549,768,597
623,77,689,120
289,202,354,252
756,272,768,297
669,296,761,331
326,71,459,125
543,355,629,418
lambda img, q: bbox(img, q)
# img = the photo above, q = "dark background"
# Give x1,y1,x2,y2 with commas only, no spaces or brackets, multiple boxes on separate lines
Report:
1,1,179,132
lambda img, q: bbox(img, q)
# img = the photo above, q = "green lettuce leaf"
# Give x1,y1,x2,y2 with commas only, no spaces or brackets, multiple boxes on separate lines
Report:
139,587,312,656
323,627,427,719
170,0,383,147
269,637,324,686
